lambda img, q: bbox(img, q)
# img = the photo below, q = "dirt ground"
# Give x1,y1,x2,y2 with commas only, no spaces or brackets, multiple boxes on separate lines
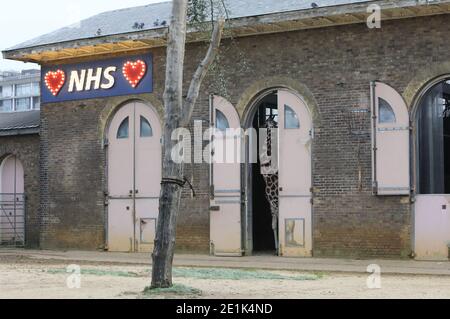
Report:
0,255,449,299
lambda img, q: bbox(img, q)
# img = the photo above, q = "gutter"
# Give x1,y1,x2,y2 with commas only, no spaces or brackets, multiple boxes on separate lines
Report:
0,127,40,137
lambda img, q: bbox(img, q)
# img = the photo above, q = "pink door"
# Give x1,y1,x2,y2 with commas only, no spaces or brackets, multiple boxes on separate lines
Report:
108,102,161,252
210,95,243,256
415,195,450,260
0,155,25,244
278,90,313,257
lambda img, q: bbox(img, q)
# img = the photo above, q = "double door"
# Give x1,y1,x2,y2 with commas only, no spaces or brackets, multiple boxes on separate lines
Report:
210,91,313,257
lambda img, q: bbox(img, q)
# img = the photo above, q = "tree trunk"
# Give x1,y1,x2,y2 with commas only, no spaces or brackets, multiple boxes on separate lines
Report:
151,0,224,289
151,0,187,289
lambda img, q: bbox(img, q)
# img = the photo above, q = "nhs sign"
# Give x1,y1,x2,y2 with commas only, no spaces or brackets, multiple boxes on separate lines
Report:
41,54,153,103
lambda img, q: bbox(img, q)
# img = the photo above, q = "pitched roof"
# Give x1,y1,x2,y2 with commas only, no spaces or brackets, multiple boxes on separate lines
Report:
8,0,368,51
0,111,40,136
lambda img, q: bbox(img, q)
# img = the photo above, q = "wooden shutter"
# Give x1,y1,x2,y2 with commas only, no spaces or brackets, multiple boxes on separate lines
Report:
371,82,410,195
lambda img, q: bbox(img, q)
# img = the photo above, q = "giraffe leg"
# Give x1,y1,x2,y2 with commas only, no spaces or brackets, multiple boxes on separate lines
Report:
272,209,279,256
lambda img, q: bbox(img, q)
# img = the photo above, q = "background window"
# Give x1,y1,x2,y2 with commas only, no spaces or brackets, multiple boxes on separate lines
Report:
378,98,396,124
31,82,40,96
15,83,32,97
216,109,229,132
140,116,153,137
285,105,300,129
0,99,13,112
1,85,13,98
33,97,41,110
15,98,31,111
117,117,129,139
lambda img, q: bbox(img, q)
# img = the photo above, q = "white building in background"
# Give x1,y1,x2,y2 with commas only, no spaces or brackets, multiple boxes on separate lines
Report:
0,70,40,112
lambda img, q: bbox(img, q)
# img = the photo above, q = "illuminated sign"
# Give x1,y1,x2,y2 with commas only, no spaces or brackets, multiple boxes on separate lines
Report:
41,54,153,103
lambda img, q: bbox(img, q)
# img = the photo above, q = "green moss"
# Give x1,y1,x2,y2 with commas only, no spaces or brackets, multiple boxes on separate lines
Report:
173,267,321,281
143,284,202,296
47,268,140,278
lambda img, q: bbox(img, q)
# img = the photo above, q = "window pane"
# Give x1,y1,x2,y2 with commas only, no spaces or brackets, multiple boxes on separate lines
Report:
16,83,32,97
378,98,396,124
117,117,129,139
33,97,41,110
1,85,13,98
285,105,300,129
216,110,229,131
140,116,153,137
0,99,13,112
31,82,40,95
15,98,31,111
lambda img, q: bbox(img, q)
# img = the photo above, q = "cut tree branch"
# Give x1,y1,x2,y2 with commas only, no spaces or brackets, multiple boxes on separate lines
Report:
181,18,225,127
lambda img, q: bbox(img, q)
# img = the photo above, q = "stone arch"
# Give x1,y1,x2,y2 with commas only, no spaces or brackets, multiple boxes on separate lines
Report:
0,151,27,177
403,62,450,112
236,76,320,127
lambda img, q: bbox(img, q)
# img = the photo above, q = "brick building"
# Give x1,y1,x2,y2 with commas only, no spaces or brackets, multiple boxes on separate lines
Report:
2,0,450,259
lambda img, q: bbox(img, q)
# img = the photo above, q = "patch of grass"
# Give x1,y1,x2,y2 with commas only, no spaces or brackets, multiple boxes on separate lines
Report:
47,268,140,278
143,284,202,296
46,266,324,282
173,267,321,281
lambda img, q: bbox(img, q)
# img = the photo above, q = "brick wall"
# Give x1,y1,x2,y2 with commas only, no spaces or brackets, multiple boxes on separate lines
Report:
39,14,449,257
0,134,40,248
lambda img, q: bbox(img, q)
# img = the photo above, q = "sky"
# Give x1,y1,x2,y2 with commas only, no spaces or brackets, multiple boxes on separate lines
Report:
0,0,166,71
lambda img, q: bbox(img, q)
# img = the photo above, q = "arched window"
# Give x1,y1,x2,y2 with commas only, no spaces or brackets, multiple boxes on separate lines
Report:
417,79,450,194
216,109,229,132
285,105,300,129
378,98,396,124
140,116,153,137
117,117,129,139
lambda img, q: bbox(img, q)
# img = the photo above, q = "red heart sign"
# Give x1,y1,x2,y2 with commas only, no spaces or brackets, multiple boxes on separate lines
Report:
44,70,66,96
122,60,147,88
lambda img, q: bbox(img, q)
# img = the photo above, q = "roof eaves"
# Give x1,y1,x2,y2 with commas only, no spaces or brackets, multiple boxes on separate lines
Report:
4,0,450,63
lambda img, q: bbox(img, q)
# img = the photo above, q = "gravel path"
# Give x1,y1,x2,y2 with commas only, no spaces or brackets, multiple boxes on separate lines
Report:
0,255,449,299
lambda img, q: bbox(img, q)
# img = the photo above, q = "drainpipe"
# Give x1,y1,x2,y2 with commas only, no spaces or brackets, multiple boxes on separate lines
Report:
448,244,450,260
209,94,215,199
370,81,378,195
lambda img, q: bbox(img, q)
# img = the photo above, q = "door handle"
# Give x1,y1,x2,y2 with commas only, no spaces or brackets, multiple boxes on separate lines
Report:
279,187,283,192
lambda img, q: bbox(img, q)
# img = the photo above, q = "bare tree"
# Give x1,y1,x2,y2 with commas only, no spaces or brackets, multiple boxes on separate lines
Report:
151,0,225,288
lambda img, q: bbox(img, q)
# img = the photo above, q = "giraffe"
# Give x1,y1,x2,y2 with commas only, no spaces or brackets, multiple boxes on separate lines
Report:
259,115,280,255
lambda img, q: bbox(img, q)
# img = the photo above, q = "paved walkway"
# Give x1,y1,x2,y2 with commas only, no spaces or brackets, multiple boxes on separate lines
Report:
1,249,450,276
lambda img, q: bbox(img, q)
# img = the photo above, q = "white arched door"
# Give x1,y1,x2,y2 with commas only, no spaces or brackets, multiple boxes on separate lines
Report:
108,101,162,252
278,90,313,257
0,155,25,245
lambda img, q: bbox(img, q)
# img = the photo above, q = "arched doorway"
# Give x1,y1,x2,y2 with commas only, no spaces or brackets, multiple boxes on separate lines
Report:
0,155,25,246
244,89,313,257
414,77,450,260
107,101,162,252
209,89,313,257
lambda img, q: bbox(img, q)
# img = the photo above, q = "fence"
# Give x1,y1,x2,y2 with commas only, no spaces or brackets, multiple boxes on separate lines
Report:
0,193,25,247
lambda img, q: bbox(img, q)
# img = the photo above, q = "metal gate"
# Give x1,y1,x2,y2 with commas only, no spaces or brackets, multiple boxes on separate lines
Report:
0,193,25,247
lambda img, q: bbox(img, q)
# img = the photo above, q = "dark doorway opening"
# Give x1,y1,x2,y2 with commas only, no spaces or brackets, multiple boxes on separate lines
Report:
251,92,278,254
417,79,450,194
